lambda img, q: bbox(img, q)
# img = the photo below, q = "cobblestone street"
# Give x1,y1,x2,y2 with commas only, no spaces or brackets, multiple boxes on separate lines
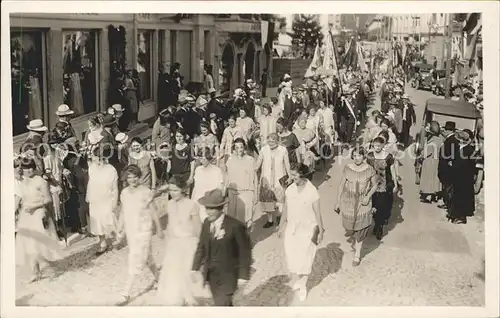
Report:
15,86,485,307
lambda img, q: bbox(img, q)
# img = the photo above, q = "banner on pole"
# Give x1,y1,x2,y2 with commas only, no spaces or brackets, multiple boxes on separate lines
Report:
261,21,269,47
304,43,322,78
322,31,339,90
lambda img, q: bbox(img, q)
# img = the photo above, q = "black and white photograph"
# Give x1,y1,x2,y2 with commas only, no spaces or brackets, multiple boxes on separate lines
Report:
1,2,499,318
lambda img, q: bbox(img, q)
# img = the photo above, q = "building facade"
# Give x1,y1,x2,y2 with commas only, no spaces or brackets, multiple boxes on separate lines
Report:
10,13,272,149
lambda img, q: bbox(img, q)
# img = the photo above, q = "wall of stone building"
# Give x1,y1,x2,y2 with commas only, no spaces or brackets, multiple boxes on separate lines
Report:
214,31,267,94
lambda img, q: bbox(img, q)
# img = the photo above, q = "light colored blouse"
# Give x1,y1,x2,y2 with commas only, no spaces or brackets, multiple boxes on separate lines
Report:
220,126,246,156
226,154,256,191
259,115,277,143
237,117,256,140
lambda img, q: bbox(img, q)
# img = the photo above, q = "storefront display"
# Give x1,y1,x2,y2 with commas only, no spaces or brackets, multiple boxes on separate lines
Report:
137,31,152,100
62,30,98,116
11,31,45,136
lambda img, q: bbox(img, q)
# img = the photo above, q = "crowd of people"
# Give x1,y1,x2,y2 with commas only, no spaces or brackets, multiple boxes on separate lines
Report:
13,56,484,305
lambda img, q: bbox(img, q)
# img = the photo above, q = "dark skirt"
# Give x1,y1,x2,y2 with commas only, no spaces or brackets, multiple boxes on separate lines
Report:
372,191,394,227
449,181,475,218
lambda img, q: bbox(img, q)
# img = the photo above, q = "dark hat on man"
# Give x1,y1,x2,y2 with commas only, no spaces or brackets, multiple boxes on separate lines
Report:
444,121,456,131
102,114,115,126
197,189,228,208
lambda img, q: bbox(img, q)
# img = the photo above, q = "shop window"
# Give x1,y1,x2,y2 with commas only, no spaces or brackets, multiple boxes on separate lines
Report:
137,30,153,101
11,30,47,136
62,30,98,117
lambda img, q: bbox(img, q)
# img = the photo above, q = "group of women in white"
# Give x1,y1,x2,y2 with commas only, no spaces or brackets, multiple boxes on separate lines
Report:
15,79,346,305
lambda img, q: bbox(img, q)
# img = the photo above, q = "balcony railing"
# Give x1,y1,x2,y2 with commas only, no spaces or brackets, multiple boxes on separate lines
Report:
215,14,261,21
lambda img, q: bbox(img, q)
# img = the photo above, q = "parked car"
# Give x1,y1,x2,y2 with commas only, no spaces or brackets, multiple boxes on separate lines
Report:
410,63,434,90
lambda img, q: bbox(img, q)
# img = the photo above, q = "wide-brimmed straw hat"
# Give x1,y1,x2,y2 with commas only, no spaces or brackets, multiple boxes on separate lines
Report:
233,88,245,98
56,104,74,116
115,132,129,144
27,119,48,132
112,104,124,112
198,189,228,208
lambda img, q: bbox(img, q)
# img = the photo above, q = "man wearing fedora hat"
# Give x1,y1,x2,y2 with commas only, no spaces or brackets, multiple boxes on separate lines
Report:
192,188,252,306
438,121,459,211
101,114,120,139
20,119,49,174
21,119,48,153
399,94,416,147
207,90,230,122
53,104,76,143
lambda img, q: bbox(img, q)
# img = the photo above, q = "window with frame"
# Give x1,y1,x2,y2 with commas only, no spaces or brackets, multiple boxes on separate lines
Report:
11,30,47,136
62,30,98,117
137,30,153,101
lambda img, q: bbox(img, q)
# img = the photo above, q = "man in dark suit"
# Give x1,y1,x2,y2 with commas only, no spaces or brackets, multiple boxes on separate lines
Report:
260,68,269,97
192,189,252,306
245,89,257,120
399,94,417,147
339,94,358,145
183,98,203,139
438,121,459,211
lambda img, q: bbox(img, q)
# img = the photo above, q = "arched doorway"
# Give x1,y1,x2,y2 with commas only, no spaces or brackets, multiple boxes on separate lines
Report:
244,41,256,81
221,43,234,93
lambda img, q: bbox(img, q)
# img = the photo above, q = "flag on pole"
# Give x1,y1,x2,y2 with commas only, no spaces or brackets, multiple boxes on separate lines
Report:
356,42,367,72
304,43,322,78
322,30,339,90
261,21,269,47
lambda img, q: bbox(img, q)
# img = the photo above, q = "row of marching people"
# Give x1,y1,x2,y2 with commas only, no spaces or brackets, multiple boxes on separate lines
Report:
15,70,374,236
13,69,373,301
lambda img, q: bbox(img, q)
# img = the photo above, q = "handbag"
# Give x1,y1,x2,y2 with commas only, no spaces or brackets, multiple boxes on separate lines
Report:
311,225,320,245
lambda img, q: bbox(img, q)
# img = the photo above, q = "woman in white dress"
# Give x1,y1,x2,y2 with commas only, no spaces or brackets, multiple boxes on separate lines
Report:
236,108,256,141
219,115,246,163
258,103,277,147
305,105,323,139
16,158,64,282
277,163,324,302
226,138,258,228
317,100,336,146
157,176,210,305
191,147,225,222
86,145,119,254
256,133,291,228
114,165,163,304
293,115,318,172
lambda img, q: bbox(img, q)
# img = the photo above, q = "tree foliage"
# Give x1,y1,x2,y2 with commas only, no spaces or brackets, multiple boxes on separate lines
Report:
291,14,324,57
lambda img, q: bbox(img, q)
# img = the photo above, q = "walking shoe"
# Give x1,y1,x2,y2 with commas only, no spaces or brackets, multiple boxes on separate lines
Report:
352,256,361,267
297,287,308,302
